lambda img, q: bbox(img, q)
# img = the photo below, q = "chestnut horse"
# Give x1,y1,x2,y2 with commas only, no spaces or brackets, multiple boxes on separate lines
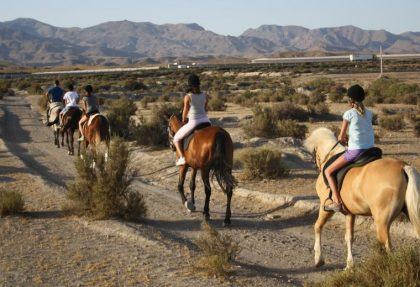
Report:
81,114,110,159
168,115,236,227
305,128,420,269
61,107,82,155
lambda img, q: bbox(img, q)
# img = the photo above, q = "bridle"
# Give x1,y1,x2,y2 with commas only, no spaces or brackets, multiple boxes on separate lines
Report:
312,141,341,171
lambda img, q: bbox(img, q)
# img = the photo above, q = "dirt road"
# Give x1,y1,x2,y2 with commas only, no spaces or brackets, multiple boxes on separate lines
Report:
0,95,417,286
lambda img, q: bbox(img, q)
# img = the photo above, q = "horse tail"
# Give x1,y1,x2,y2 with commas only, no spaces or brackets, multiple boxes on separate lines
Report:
403,165,420,238
210,130,236,193
95,116,110,159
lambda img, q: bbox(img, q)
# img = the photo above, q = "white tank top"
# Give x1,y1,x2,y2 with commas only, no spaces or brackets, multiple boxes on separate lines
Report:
188,93,207,120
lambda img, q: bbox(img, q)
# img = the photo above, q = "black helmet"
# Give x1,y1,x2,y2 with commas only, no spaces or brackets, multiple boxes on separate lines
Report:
347,84,365,102
188,74,200,88
84,85,93,94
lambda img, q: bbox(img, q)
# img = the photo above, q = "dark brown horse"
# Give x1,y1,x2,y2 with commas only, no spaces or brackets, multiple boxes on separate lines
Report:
61,107,83,155
168,115,236,227
81,113,110,160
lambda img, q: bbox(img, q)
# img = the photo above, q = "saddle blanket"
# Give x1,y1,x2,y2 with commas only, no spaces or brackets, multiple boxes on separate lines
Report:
48,102,63,122
322,147,382,191
87,113,107,126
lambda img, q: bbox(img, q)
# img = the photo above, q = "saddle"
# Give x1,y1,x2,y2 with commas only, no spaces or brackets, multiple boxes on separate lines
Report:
63,106,81,118
87,113,102,126
182,122,212,151
322,147,383,192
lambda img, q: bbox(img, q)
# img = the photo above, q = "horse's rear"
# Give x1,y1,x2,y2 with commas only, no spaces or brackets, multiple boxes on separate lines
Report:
61,108,82,155
85,114,110,159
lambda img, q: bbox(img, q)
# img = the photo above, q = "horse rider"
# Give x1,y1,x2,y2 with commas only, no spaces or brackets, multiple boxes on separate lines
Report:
59,83,79,127
324,84,374,212
173,74,211,166
78,85,99,142
45,80,64,126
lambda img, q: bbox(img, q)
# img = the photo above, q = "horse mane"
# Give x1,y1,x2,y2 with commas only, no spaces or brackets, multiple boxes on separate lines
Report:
304,127,338,153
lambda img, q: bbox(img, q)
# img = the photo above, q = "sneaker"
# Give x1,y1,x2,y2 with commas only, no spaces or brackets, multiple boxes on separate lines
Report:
77,136,85,142
324,202,343,212
176,157,186,166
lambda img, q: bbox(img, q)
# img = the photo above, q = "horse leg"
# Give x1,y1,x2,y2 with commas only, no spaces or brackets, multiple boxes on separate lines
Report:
177,165,189,210
188,169,197,211
69,129,74,155
66,130,71,155
201,168,211,221
314,206,333,267
223,183,233,227
345,214,355,269
375,215,392,251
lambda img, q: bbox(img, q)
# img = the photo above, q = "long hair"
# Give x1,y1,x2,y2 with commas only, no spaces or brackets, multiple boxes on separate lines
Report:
353,101,365,116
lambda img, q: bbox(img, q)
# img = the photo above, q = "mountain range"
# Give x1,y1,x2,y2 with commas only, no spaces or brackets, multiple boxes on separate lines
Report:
1,18,420,66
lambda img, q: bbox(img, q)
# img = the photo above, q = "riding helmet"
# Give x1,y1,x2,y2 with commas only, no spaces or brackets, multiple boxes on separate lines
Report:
188,74,200,88
347,84,365,102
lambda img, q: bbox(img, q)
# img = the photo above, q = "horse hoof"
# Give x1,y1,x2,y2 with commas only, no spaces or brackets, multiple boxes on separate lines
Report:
315,258,325,268
222,221,231,228
184,201,196,212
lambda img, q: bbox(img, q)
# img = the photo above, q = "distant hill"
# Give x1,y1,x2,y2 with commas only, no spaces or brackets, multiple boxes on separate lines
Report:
1,18,420,66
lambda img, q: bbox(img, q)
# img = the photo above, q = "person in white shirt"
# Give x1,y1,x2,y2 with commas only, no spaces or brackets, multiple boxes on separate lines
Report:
59,83,79,126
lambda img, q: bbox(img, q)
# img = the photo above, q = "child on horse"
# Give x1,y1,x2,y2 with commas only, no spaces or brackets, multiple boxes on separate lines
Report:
173,74,211,166
78,85,99,142
324,84,375,212
59,83,79,127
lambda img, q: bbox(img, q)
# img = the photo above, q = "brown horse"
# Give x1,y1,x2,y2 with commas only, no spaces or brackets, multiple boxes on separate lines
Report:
61,107,82,155
168,115,236,227
305,127,420,269
81,113,110,159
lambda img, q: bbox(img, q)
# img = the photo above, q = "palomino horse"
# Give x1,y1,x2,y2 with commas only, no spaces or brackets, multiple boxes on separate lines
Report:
48,102,63,148
168,115,236,227
81,113,110,160
61,107,82,155
305,127,420,269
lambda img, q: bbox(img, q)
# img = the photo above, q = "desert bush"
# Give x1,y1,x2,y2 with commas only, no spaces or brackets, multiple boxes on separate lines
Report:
368,77,419,105
134,104,181,147
305,245,420,287
305,77,335,93
0,80,14,98
37,95,49,111
28,83,43,95
277,120,308,139
270,101,309,122
0,190,24,216
307,102,330,117
65,138,146,220
415,120,420,137
124,79,148,91
208,94,227,111
242,106,278,138
379,115,405,131
237,148,289,180
328,85,347,103
107,97,137,139
194,221,240,278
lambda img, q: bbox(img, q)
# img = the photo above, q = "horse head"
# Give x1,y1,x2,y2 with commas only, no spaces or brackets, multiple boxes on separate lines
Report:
167,114,181,151
304,127,345,170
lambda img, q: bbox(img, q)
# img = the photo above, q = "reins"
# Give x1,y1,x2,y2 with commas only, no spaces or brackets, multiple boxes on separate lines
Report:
314,140,341,171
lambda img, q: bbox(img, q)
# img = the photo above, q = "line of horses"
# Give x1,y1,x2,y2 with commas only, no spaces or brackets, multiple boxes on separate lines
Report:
47,103,420,269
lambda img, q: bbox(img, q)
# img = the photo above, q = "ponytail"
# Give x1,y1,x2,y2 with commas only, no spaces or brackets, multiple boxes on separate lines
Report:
353,101,365,116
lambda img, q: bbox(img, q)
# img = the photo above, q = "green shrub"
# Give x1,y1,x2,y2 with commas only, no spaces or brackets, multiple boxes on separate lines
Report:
124,79,148,91
379,115,406,131
238,148,289,180
140,95,157,109
207,94,227,111
368,77,419,105
305,245,420,287
243,106,278,138
194,221,240,278
277,120,308,139
107,97,137,139
0,190,24,216
65,138,146,220
270,101,309,122
134,104,181,147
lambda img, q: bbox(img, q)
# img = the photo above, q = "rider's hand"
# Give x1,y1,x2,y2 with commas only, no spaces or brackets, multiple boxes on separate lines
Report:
338,133,347,145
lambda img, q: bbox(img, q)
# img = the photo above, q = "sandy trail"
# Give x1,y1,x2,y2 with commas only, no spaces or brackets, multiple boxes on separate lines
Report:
0,95,417,286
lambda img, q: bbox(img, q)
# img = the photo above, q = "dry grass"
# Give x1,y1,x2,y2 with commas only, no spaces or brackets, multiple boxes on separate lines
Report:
0,190,24,216
193,221,240,278
305,244,420,287
236,148,290,180
65,138,146,220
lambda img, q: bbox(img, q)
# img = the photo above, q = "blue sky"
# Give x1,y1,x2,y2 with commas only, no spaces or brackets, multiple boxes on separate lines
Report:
1,0,419,35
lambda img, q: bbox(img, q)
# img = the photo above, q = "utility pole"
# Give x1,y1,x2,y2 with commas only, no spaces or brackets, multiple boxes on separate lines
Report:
380,45,383,77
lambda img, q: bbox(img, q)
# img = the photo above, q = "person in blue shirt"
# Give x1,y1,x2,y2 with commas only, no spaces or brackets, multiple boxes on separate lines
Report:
45,80,64,126
324,85,375,212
